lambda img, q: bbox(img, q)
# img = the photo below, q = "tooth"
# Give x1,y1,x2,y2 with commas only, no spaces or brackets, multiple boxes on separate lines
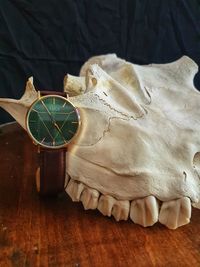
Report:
159,197,191,229
81,187,100,210
65,179,85,202
97,195,116,217
130,196,159,227
112,200,130,221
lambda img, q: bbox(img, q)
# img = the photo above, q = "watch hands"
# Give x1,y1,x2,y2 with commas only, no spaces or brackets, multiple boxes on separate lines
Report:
41,100,67,143
54,122,67,143
54,112,71,140
41,100,55,121
36,112,55,141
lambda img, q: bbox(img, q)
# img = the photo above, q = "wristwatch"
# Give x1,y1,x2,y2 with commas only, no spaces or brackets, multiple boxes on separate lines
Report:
26,90,80,197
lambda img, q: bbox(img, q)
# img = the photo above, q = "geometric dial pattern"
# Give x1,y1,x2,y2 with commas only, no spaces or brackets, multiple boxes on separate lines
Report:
26,95,80,148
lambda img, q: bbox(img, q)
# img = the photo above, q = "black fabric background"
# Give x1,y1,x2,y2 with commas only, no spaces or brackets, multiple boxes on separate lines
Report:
0,0,200,124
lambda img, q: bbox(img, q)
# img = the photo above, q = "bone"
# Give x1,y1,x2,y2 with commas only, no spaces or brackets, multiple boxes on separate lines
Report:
0,77,37,130
97,195,116,217
80,187,100,210
65,179,85,202
159,197,191,229
112,200,130,221
130,196,159,227
63,74,86,96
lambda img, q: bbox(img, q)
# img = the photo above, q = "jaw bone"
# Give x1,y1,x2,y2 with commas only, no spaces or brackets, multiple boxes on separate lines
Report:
0,54,200,230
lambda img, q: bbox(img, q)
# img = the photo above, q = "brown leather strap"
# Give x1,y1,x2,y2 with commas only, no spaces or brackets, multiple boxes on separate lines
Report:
40,90,66,97
38,148,66,197
36,90,67,197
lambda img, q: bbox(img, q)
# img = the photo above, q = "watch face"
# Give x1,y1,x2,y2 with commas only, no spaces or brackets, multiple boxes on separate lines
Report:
26,95,80,148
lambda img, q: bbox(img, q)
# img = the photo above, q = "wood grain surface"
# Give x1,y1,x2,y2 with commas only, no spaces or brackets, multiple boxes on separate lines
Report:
0,123,200,267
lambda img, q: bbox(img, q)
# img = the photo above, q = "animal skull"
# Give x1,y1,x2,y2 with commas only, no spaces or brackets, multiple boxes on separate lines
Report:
1,54,200,229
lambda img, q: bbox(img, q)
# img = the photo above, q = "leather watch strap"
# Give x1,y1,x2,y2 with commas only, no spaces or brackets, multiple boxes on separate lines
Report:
40,90,66,96
37,148,66,196
36,90,67,197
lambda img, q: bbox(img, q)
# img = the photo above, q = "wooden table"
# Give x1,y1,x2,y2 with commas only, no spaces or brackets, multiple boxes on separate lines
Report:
0,123,200,267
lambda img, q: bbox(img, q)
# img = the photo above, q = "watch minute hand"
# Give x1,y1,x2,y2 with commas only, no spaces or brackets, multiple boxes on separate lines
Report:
41,100,67,143
41,100,55,123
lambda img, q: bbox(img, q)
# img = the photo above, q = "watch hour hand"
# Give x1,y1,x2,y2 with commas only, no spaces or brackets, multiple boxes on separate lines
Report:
54,123,67,144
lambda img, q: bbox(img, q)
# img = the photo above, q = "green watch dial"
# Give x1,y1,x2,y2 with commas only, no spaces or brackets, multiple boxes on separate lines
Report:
26,95,80,148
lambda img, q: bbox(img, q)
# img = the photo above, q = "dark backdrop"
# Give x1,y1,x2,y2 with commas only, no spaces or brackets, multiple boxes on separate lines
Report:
0,0,200,124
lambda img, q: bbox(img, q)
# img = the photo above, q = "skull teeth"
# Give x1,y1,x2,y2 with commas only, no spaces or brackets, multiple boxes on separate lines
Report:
112,200,130,221
81,187,100,210
65,179,85,202
159,197,191,229
65,178,192,229
97,195,116,217
97,195,130,220
130,195,159,227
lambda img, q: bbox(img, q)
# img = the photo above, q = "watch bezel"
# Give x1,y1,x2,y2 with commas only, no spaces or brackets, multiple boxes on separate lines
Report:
26,93,81,149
